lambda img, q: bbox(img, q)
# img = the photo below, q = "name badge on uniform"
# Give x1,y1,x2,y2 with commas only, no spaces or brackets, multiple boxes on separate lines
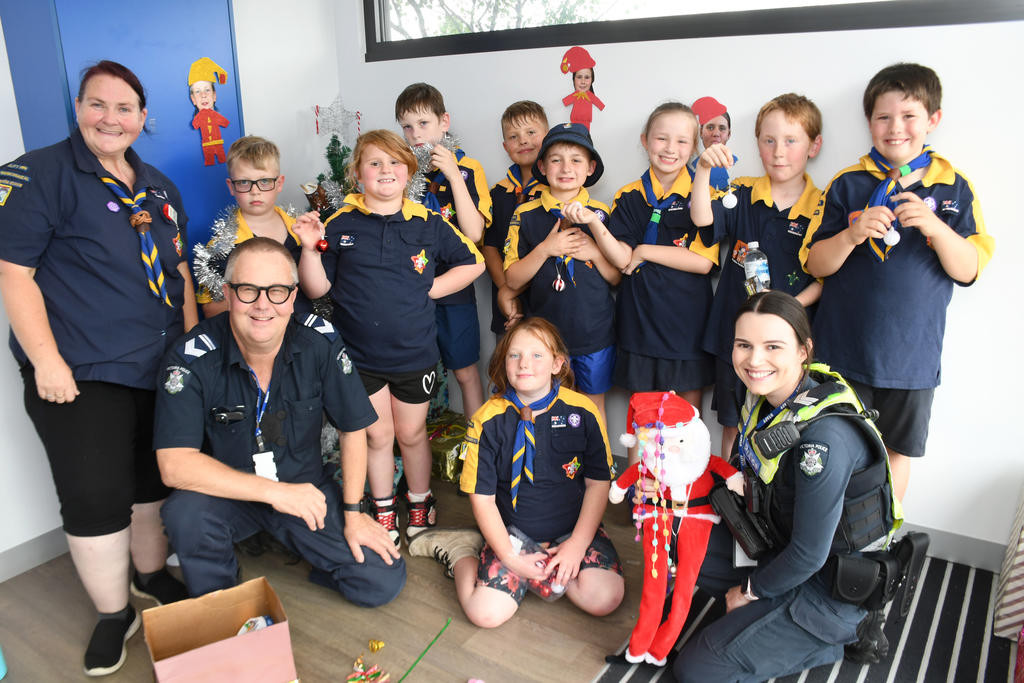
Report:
253,451,279,481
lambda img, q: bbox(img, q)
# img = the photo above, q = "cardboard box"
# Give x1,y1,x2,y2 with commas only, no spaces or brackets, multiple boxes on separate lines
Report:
143,577,297,682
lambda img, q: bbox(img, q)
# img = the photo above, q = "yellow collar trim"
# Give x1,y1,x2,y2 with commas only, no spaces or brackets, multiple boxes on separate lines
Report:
859,151,955,187
747,173,820,220
540,187,590,213
344,193,428,220
647,166,693,201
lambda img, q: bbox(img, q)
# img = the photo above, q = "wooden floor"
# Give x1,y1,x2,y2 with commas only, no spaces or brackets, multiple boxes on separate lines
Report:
0,481,646,682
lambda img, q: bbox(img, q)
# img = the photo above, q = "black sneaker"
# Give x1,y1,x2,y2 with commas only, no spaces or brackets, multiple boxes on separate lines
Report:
83,608,140,677
844,608,889,664
130,568,189,605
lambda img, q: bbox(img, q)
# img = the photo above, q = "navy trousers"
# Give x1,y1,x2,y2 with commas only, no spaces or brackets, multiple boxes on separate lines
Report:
162,479,406,607
673,524,863,682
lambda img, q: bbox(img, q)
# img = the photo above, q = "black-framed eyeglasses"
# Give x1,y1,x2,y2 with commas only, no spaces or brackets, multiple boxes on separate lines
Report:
228,177,278,192
227,282,296,304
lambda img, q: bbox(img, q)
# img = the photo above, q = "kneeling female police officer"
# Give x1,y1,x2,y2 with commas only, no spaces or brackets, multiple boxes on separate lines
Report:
674,291,900,680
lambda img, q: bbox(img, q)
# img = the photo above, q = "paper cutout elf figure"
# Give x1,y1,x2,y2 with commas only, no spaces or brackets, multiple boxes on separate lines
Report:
560,46,604,130
609,392,743,666
188,57,230,166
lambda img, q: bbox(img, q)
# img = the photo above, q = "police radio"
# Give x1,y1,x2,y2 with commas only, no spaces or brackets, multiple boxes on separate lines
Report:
752,409,880,459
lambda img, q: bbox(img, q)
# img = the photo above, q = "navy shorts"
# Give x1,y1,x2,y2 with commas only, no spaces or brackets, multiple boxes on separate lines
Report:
436,302,480,369
711,358,745,427
613,349,714,395
570,345,616,395
848,380,934,458
359,364,440,405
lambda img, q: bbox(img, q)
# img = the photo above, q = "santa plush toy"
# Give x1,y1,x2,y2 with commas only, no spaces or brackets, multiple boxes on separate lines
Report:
609,391,743,666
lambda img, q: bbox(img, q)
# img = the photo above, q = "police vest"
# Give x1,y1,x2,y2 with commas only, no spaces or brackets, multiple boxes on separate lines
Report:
739,363,903,554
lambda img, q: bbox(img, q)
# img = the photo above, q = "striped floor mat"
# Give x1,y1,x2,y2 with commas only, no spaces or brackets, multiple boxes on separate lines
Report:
595,557,1017,682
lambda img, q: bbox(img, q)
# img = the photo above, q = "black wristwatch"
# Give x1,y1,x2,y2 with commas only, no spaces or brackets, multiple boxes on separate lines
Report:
341,499,367,513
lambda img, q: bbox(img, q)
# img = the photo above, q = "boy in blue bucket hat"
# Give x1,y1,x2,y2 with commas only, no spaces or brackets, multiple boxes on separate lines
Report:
502,123,618,421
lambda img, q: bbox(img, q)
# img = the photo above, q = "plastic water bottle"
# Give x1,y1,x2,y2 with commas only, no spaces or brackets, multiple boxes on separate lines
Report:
743,241,771,296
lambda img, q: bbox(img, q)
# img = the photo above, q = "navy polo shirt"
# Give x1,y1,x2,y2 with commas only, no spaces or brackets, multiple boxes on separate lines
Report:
460,387,612,543
0,129,189,389
424,150,491,307
607,169,719,360
484,174,544,334
801,153,994,389
503,188,615,356
320,195,483,374
153,312,376,485
702,175,820,363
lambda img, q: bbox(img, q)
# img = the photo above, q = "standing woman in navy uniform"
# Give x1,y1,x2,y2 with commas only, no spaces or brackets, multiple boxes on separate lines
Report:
0,61,196,676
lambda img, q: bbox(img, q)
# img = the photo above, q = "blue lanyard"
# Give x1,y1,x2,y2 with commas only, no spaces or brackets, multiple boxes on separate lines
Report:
248,368,271,452
737,384,801,471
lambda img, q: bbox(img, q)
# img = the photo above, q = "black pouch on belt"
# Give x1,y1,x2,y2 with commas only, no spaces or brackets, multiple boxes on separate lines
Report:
829,554,883,605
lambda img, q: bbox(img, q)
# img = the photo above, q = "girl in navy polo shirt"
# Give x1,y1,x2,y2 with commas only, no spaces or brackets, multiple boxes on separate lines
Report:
409,317,623,628
295,130,484,547
590,102,718,412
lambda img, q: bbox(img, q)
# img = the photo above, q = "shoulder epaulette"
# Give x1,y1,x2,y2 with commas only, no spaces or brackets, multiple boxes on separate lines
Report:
299,314,339,341
180,332,218,362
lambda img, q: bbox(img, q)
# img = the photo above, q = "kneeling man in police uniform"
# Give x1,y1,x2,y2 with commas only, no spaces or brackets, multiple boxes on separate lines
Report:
155,237,405,605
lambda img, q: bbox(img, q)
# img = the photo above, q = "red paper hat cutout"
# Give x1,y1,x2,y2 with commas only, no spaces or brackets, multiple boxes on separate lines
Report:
625,391,697,434
561,46,595,74
691,96,728,126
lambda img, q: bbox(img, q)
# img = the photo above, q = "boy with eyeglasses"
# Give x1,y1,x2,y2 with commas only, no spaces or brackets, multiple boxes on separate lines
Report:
195,136,318,317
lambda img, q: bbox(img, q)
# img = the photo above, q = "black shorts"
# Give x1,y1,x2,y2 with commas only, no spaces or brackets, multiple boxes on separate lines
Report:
613,349,714,394
848,380,934,458
358,364,440,405
22,368,170,536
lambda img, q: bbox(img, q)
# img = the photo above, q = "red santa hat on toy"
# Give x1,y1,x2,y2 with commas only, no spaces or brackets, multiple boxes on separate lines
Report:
560,46,596,74
619,391,699,448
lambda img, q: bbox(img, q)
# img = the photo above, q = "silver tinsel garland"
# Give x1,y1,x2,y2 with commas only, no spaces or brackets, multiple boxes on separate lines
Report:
406,132,461,202
192,205,299,301
320,179,346,211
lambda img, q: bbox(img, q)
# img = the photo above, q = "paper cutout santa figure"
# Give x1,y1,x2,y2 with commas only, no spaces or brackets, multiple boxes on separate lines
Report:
560,46,604,130
188,57,230,166
609,391,743,666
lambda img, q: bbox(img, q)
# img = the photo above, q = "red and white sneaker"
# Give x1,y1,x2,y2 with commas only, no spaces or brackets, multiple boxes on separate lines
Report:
373,496,400,548
405,493,437,543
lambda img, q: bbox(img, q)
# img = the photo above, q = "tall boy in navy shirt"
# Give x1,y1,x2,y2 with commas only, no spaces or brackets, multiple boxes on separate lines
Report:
802,63,994,500
485,101,548,335
396,83,492,421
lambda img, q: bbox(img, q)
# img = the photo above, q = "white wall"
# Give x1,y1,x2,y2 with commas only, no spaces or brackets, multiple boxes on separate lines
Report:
231,0,342,210
326,7,1023,550
0,16,65,567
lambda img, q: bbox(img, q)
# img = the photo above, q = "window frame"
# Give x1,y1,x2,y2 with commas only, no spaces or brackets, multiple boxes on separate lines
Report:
363,0,1024,62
